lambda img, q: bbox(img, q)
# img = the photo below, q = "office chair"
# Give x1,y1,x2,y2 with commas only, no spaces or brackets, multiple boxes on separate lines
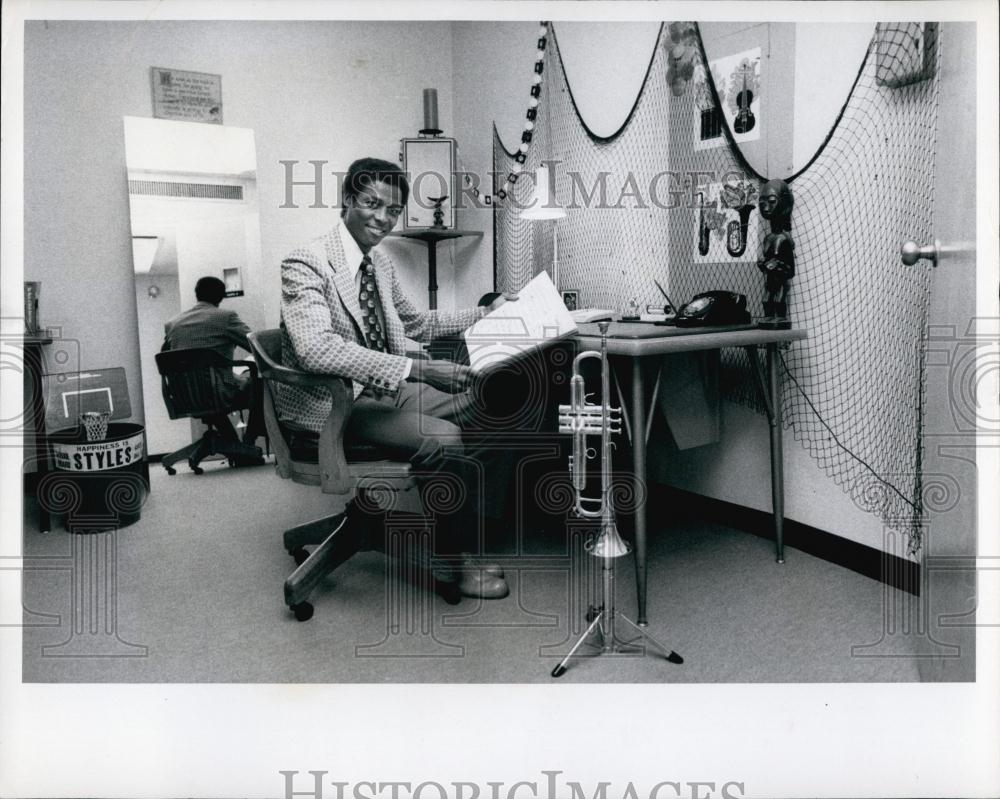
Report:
247,329,460,622
154,348,264,475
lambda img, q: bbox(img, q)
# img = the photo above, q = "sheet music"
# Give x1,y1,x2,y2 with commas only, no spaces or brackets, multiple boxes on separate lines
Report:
463,271,578,373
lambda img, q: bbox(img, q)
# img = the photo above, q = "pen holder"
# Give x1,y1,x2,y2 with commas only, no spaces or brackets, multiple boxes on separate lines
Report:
620,299,641,322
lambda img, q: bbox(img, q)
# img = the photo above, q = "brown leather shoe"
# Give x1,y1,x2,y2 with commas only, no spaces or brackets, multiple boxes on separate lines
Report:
457,570,509,599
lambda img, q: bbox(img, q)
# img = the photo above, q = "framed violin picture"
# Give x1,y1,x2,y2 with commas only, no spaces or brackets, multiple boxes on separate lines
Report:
693,47,762,151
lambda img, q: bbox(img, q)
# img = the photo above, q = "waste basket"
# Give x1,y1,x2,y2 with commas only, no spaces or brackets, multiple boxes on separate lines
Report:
46,422,149,532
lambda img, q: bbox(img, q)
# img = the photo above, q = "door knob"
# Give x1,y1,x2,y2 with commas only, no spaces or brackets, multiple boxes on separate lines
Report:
901,240,940,267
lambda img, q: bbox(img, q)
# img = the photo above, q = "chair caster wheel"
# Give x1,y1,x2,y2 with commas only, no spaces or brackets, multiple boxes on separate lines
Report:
585,606,600,623
290,602,314,622
165,466,176,476
291,548,309,566
189,461,203,475
551,664,567,678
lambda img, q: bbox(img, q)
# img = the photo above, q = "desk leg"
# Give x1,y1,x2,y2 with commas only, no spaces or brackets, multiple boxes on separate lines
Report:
631,357,649,625
426,241,438,311
766,343,785,564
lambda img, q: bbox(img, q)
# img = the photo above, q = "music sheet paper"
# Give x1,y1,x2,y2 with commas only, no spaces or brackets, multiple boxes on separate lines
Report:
463,271,578,373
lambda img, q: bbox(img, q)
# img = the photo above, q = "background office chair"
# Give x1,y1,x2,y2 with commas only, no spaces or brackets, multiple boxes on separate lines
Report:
154,348,264,475
247,329,459,622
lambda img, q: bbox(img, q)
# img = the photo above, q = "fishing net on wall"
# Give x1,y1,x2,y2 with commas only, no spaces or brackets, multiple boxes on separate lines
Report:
493,22,940,553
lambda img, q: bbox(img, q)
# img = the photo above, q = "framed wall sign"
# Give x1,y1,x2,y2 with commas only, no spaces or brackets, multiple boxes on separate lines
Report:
151,67,223,125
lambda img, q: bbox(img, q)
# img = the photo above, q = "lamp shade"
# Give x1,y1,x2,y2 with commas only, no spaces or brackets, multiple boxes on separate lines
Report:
520,166,566,220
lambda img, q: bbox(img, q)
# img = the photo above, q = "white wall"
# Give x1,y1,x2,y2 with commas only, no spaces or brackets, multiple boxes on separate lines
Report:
449,21,661,309
549,22,662,140
133,273,186,455
793,23,875,172
24,20,457,427
449,21,536,308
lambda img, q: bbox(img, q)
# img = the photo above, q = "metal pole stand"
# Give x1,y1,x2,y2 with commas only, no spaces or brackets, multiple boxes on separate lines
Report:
550,522,682,677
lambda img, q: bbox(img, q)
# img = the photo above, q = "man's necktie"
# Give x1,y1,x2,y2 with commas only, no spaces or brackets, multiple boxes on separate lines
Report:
359,254,387,352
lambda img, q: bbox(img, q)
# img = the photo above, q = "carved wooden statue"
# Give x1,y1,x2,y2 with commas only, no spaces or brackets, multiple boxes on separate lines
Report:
756,179,795,329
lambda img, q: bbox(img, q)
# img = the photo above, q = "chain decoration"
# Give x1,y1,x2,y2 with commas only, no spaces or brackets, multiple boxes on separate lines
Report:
459,21,551,207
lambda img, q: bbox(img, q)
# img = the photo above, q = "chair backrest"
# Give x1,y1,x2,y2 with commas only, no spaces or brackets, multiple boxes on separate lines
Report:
245,329,291,468
247,328,283,374
155,348,249,421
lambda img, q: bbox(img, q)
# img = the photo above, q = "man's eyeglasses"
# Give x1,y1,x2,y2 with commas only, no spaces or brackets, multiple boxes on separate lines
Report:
355,194,405,219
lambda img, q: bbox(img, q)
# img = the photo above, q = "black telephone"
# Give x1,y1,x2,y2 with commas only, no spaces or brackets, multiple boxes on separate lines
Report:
673,290,750,327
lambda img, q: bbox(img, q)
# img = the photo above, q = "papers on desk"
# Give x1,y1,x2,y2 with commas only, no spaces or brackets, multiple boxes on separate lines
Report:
463,271,577,373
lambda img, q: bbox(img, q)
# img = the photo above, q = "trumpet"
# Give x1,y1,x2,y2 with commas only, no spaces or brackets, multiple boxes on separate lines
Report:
551,320,683,677
557,320,629,558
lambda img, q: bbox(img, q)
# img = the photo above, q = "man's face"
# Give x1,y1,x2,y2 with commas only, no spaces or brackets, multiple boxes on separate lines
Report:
343,180,404,252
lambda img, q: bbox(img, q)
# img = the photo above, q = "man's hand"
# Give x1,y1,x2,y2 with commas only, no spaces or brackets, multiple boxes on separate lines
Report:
408,358,475,393
486,292,519,314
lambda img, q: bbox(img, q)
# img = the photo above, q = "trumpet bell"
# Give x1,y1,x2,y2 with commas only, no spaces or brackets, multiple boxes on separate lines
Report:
590,520,631,558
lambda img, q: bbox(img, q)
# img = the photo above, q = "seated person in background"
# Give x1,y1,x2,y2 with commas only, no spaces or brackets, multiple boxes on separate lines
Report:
162,275,266,449
277,157,518,599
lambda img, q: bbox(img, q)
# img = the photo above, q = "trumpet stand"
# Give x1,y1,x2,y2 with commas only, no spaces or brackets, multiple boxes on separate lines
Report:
551,321,683,678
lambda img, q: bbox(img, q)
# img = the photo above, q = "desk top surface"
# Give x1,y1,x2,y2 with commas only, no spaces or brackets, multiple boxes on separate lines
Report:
575,323,807,356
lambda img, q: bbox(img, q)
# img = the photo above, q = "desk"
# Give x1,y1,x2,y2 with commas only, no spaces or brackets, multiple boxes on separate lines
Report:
388,228,483,310
575,323,808,625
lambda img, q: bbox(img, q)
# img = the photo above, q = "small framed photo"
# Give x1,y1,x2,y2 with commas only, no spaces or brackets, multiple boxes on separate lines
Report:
561,290,580,312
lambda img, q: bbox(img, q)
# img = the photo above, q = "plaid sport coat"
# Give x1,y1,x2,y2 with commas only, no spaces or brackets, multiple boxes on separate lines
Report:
277,225,485,432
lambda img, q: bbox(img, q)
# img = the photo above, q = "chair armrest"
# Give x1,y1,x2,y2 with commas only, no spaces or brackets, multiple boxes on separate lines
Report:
248,330,352,392
405,349,431,362
256,360,353,393
247,330,355,495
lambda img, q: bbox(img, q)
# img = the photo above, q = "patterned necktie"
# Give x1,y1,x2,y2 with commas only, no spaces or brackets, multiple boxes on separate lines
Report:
358,254,387,352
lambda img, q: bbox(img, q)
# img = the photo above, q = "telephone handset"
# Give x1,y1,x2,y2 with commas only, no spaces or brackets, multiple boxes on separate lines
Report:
673,290,750,327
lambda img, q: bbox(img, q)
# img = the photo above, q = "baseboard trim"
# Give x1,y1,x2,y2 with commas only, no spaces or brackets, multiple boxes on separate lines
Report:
656,486,920,596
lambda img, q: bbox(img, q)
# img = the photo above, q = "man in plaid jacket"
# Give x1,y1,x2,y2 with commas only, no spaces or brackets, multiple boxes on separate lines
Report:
278,158,514,599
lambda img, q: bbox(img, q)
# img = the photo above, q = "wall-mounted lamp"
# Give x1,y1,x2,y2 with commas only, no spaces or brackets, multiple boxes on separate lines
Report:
147,285,161,299
520,165,567,291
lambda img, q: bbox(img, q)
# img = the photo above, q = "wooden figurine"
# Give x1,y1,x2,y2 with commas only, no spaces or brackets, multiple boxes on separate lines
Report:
756,179,795,329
